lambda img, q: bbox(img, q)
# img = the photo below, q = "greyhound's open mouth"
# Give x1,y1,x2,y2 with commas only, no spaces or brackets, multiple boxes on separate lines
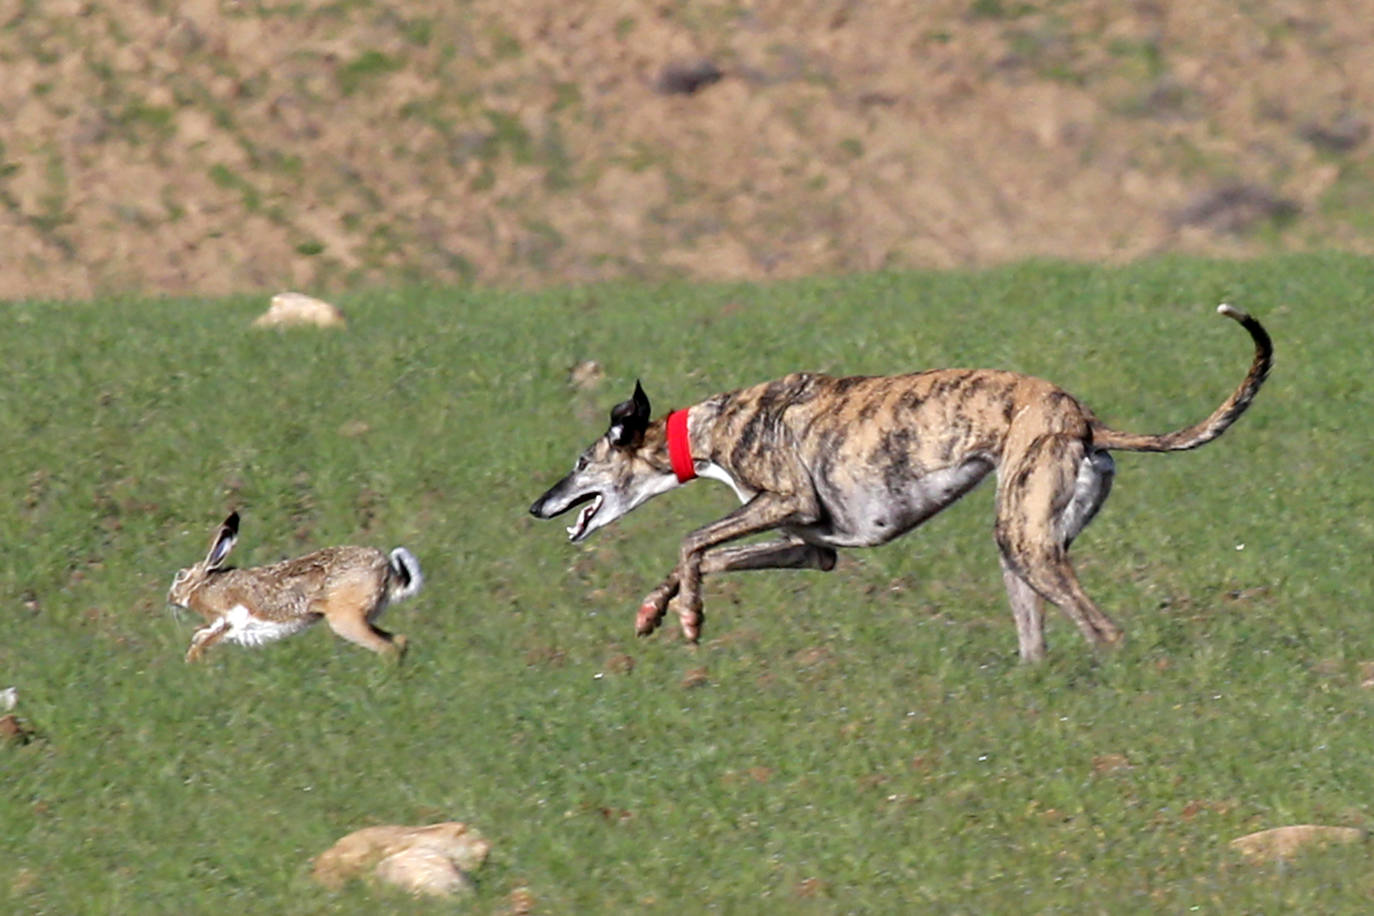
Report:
566,493,604,541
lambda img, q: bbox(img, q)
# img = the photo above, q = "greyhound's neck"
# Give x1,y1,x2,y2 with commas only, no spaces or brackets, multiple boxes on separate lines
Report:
666,408,696,482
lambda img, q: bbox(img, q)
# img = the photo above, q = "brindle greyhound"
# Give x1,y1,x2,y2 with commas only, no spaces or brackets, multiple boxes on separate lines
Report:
530,305,1272,661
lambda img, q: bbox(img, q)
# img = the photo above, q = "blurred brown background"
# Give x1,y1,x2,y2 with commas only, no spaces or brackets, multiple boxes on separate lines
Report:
1,0,1370,301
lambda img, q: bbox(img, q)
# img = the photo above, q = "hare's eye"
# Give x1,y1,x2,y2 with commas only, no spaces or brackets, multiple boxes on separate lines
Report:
173,570,188,585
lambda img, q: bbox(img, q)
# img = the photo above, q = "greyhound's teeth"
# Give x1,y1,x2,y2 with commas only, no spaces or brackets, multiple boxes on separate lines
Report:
565,495,603,541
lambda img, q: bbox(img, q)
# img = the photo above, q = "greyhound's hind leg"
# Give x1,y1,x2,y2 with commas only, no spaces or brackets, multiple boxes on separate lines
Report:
999,553,1046,662
996,436,1124,652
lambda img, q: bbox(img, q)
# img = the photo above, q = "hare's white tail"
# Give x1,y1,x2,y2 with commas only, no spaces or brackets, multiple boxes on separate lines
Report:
388,547,424,602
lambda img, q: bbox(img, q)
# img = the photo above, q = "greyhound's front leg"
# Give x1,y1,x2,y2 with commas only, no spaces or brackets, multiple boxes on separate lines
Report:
638,494,814,643
633,538,835,638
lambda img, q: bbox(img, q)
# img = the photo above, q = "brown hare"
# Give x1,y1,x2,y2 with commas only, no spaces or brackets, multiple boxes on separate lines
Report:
168,512,423,662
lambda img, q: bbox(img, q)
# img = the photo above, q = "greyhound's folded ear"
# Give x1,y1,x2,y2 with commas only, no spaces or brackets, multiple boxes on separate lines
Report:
608,380,652,447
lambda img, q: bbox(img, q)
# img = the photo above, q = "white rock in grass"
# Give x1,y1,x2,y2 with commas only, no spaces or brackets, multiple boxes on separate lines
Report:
252,292,346,329
312,821,490,897
0,687,15,712
374,847,474,898
1230,825,1367,860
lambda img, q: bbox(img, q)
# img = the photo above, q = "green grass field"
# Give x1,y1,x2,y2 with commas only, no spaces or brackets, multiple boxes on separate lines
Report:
2,255,1372,913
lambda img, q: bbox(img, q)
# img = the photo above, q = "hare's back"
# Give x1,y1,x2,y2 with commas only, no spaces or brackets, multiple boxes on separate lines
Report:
198,547,390,623
268,545,391,610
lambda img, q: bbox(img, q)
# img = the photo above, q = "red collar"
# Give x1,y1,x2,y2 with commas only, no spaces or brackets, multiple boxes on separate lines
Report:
666,409,696,483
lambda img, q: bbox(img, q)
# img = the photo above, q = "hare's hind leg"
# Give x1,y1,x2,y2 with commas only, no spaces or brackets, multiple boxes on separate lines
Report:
325,611,407,661
321,576,408,661
186,618,229,663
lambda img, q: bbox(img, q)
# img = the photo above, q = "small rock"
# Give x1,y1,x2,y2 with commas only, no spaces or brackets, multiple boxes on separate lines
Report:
374,847,474,898
312,822,490,897
252,292,347,329
1230,825,1366,860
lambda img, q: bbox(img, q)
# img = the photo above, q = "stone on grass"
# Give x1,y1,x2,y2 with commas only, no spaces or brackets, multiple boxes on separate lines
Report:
374,846,475,898
312,821,490,898
252,292,346,329
1230,825,1366,860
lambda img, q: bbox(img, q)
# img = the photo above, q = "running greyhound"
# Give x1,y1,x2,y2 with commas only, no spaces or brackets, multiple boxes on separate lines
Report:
530,305,1271,661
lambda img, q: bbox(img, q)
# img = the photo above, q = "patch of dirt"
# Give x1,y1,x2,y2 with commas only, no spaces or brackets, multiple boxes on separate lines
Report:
1,1,1372,301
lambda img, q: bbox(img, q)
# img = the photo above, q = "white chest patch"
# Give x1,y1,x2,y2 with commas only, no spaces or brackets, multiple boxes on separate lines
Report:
219,604,314,648
697,461,755,504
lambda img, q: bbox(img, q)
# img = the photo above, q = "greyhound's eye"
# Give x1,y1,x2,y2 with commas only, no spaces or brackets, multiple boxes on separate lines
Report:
574,455,589,472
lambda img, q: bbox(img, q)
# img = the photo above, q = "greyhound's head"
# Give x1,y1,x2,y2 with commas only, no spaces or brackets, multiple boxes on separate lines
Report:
529,381,680,542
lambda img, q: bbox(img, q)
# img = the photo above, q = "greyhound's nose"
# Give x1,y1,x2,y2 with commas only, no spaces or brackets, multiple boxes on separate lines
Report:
528,496,545,517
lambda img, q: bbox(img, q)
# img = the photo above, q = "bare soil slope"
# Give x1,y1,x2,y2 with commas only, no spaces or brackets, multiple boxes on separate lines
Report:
1,0,1371,300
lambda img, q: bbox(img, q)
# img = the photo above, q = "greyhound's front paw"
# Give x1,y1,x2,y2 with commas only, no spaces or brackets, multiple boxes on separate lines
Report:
635,600,664,636
672,597,704,644
636,588,673,636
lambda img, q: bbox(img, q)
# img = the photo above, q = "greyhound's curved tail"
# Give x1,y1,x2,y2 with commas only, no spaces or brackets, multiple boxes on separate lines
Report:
1091,305,1272,453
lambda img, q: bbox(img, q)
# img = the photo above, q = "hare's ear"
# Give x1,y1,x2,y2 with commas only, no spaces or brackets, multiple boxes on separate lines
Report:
608,380,651,448
206,512,240,569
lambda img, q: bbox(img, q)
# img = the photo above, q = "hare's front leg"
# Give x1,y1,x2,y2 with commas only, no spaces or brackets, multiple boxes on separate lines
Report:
186,618,229,663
